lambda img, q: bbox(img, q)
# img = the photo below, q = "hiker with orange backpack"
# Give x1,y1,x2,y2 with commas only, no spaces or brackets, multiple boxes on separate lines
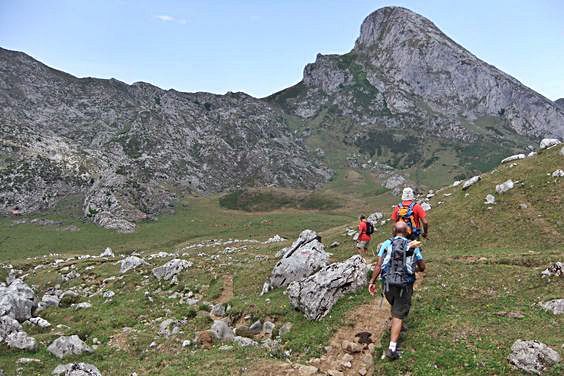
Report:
391,187,428,240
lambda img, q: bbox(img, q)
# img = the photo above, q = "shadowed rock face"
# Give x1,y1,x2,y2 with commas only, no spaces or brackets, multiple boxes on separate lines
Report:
0,48,331,231
270,6,564,141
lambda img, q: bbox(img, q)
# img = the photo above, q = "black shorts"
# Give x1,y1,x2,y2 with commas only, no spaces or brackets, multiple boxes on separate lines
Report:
384,284,414,320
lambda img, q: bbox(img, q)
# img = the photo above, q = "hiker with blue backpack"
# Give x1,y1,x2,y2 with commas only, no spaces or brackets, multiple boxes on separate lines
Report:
391,187,428,240
368,221,426,360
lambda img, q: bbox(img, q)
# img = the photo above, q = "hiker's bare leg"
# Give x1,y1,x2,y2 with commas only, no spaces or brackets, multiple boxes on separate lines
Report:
390,317,402,343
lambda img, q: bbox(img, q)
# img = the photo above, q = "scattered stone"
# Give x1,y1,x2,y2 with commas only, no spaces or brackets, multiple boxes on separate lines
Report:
421,202,431,211
359,367,368,375
540,299,564,315
560,146,564,156
288,255,368,320
210,320,234,342
148,341,157,348
501,154,526,164
462,175,480,190
452,180,462,187
355,331,373,344
496,311,525,319
541,262,562,278
0,279,37,322
28,316,51,328
120,256,147,273
327,369,344,376
329,241,340,248
99,247,114,257
295,364,318,376
519,203,529,209
485,194,496,205
52,363,102,376
279,322,293,337
159,319,182,337
552,169,564,177
496,179,514,194
102,290,115,299
508,340,560,374
539,138,561,150
47,335,93,359
182,339,191,348
263,321,275,336
16,357,41,365
249,320,262,334
210,304,226,317
233,336,258,347
265,235,286,243
6,330,37,351
367,212,383,223
72,302,92,310
152,259,192,281
342,340,363,353
262,230,328,294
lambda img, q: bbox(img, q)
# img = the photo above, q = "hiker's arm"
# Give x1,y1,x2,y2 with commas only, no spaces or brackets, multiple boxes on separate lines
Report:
421,217,429,238
416,260,426,272
369,257,383,284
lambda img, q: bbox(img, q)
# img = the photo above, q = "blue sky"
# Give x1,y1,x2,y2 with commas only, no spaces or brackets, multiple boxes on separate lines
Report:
1,0,563,99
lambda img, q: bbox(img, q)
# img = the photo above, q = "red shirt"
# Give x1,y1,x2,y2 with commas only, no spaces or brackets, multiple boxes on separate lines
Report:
358,220,371,241
391,200,427,228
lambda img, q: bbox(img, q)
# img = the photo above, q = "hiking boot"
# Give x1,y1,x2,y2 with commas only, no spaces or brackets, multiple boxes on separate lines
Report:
385,349,400,360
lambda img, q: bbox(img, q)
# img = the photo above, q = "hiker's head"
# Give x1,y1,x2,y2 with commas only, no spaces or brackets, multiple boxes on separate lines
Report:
393,221,409,237
359,214,366,221
401,187,415,201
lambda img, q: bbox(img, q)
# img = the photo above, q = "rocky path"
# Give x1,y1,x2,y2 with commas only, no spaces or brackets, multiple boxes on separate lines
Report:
247,273,426,376
217,274,234,304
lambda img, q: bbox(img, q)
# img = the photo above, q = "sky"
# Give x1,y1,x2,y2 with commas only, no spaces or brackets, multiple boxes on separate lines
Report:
0,0,563,99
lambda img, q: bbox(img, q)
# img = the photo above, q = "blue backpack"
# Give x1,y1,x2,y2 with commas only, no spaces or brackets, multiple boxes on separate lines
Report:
381,237,417,291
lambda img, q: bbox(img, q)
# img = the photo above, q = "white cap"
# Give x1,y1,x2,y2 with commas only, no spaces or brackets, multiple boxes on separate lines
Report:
401,187,415,201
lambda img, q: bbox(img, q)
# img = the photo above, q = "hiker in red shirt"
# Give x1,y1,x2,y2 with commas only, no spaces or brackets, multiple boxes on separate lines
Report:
356,214,374,255
391,187,429,240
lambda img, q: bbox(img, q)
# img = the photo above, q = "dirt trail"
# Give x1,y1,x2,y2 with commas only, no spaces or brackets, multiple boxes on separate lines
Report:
246,273,425,376
217,274,234,304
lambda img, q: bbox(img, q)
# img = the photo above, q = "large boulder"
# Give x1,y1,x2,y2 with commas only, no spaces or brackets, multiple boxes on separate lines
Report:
152,259,192,281
47,335,93,359
210,320,234,342
508,340,560,374
262,230,329,294
0,279,37,322
539,138,561,150
287,255,368,320
52,363,102,376
119,256,147,273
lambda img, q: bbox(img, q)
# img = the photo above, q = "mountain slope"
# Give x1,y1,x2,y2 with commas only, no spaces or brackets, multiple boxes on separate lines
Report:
0,48,331,231
269,7,564,185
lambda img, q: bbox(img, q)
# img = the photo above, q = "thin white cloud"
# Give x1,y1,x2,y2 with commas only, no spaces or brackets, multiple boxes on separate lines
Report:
156,15,175,22
156,15,187,24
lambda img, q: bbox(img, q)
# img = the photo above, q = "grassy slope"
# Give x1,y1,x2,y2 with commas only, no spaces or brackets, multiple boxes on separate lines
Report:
374,146,563,375
0,147,562,375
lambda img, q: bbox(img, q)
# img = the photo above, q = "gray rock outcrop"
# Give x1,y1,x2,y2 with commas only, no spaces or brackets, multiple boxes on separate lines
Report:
0,279,37,322
501,154,525,164
47,335,93,359
485,194,496,205
262,230,328,294
5,330,37,351
287,255,368,320
539,138,561,150
210,320,234,342
52,363,102,376
508,340,560,375
152,259,192,281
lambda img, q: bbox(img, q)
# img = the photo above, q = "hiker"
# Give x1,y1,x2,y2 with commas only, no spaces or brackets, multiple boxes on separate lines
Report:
356,214,374,255
391,187,428,240
368,221,426,360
